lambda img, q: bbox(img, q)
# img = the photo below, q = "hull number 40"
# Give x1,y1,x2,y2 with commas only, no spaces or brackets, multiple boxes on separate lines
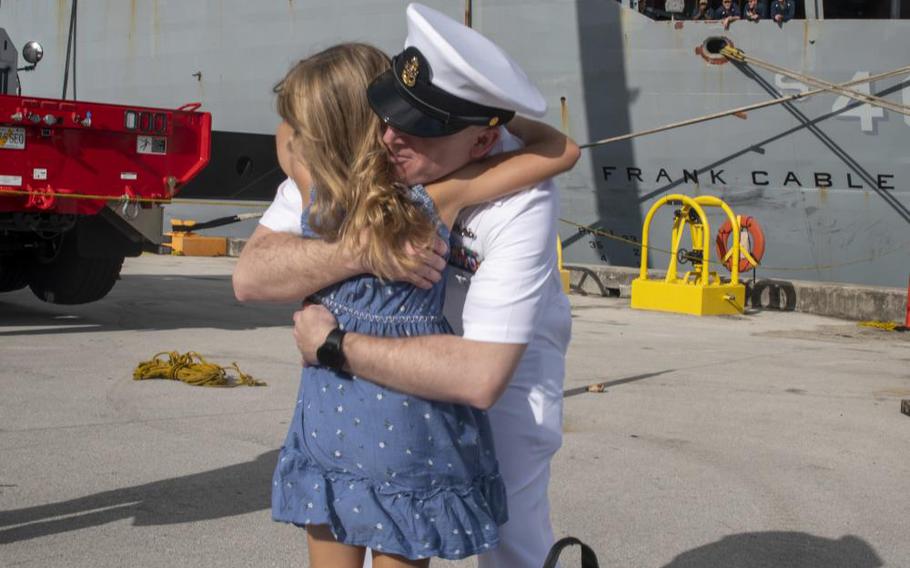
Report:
775,72,910,133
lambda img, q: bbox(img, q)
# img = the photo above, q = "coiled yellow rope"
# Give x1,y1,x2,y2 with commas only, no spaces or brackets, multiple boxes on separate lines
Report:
133,351,267,387
857,321,908,332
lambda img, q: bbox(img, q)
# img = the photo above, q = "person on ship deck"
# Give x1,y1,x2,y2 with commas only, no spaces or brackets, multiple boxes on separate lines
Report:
743,0,769,21
712,0,742,26
771,0,796,22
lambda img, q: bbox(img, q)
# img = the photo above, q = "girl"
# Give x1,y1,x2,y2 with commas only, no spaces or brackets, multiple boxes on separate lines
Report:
272,43,579,568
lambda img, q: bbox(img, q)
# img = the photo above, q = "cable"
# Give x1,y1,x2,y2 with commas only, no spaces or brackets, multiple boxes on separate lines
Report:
171,212,263,232
61,0,77,99
72,0,78,99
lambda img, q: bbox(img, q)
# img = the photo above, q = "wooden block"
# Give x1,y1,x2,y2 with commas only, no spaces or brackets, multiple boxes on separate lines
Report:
168,233,227,256
181,235,227,257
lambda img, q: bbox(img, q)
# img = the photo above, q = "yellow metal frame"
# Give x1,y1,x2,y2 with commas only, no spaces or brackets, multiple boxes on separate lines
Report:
557,236,571,294
631,194,746,316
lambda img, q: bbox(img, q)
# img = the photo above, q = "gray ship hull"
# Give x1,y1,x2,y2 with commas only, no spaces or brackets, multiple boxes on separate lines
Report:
6,1,909,287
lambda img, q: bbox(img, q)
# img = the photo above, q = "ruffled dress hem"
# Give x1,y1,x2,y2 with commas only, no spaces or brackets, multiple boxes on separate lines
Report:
272,448,508,560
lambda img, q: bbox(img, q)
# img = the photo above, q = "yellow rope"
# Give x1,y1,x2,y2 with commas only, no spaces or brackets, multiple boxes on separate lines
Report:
857,321,908,332
0,188,270,208
133,351,267,387
6,183,903,274
559,218,910,273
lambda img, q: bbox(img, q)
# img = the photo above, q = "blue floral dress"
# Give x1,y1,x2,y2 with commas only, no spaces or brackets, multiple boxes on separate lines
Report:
272,185,507,561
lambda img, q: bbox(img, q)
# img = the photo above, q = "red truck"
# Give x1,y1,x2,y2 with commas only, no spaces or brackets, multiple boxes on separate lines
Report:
0,29,211,304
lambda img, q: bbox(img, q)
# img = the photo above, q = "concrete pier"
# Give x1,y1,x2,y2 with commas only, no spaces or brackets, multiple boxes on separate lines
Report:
569,263,908,323
1,255,908,567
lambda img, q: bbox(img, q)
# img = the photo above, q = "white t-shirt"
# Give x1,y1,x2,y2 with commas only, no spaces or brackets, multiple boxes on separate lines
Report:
441,132,570,353
258,130,571,353
260,178,304,235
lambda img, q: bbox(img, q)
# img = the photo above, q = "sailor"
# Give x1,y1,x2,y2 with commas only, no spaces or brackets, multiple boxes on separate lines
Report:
712,0,741,20
743,0,768,21
234,4,571,568
363,9,570,567
770,0,796,22
691,0,713,20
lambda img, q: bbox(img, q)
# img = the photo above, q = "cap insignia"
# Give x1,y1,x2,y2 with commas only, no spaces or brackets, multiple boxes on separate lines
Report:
488,117,500,127
401,56,419,88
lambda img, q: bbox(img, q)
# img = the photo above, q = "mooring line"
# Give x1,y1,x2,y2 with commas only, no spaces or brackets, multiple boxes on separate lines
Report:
580,64,910,149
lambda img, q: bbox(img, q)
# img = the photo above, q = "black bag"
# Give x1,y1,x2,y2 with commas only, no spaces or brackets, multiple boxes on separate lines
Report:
542,536,600,568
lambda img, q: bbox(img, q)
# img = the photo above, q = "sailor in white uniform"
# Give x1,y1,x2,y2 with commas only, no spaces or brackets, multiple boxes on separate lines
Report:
240,4,571,567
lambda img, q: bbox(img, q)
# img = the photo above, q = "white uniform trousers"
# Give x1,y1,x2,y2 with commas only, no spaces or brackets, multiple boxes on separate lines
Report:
478,339,565,568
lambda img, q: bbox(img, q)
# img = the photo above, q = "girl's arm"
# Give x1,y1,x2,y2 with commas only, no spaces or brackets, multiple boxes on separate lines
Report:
429,117,580,227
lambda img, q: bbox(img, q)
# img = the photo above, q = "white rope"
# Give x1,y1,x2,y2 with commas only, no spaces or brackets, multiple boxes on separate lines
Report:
581,65,910,149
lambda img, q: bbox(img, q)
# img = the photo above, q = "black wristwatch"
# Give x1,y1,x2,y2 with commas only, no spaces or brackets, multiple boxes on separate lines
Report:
316,328,347,370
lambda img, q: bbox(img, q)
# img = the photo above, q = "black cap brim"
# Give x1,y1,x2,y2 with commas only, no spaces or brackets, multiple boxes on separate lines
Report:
367,70,470,138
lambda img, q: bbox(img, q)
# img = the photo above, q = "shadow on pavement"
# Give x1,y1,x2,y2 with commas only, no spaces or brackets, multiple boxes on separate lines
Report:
563,369,675,398
0,450,279,544
660,531,883,568
0,274,299,336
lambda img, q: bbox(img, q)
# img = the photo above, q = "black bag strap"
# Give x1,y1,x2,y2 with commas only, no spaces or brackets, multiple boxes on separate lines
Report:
542,536,600,568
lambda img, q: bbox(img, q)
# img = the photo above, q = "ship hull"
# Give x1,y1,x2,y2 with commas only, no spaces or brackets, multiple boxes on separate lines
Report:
6,1,909,287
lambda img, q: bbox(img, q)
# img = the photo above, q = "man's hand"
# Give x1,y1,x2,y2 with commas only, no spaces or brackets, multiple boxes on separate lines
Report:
390,237,448,289
293,304,340,366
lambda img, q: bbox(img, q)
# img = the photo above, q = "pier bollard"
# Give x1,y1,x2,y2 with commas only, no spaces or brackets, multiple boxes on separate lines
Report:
630,194,746,316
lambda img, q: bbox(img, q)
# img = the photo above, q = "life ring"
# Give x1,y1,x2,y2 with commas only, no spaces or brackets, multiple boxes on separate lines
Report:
715,215,765,272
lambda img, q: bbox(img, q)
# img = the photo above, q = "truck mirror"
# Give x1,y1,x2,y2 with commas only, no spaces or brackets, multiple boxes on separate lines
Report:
23,41,43,65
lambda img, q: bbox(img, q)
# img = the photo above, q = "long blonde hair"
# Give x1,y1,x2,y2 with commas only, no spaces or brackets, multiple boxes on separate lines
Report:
274,43,436,280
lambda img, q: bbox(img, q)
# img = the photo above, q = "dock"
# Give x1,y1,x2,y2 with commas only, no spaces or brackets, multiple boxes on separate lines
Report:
1,255,908,567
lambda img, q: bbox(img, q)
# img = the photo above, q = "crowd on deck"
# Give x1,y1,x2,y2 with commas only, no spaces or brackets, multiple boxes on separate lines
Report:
694,0,796,22
640,0,798,24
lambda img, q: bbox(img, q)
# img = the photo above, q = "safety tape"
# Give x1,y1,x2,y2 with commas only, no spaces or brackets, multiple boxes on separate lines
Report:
2,188,905,274
558,217,910,274
0,188,268,208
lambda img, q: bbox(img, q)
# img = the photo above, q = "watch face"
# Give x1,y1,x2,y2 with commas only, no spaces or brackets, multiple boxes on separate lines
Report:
316,344,337,368
317,329,346,369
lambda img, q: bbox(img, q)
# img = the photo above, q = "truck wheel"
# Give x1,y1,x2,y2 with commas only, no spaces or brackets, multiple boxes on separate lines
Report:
28,233,125,305
0,256,29,292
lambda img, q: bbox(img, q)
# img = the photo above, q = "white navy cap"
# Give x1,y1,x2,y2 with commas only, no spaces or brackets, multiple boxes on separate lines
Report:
367,2,547,137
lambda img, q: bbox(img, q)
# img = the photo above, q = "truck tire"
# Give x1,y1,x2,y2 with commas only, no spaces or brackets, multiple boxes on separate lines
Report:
28,233,124,305
0,256,29,292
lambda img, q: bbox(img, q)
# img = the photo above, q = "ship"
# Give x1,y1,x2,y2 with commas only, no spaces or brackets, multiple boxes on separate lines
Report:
5,0,909,288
